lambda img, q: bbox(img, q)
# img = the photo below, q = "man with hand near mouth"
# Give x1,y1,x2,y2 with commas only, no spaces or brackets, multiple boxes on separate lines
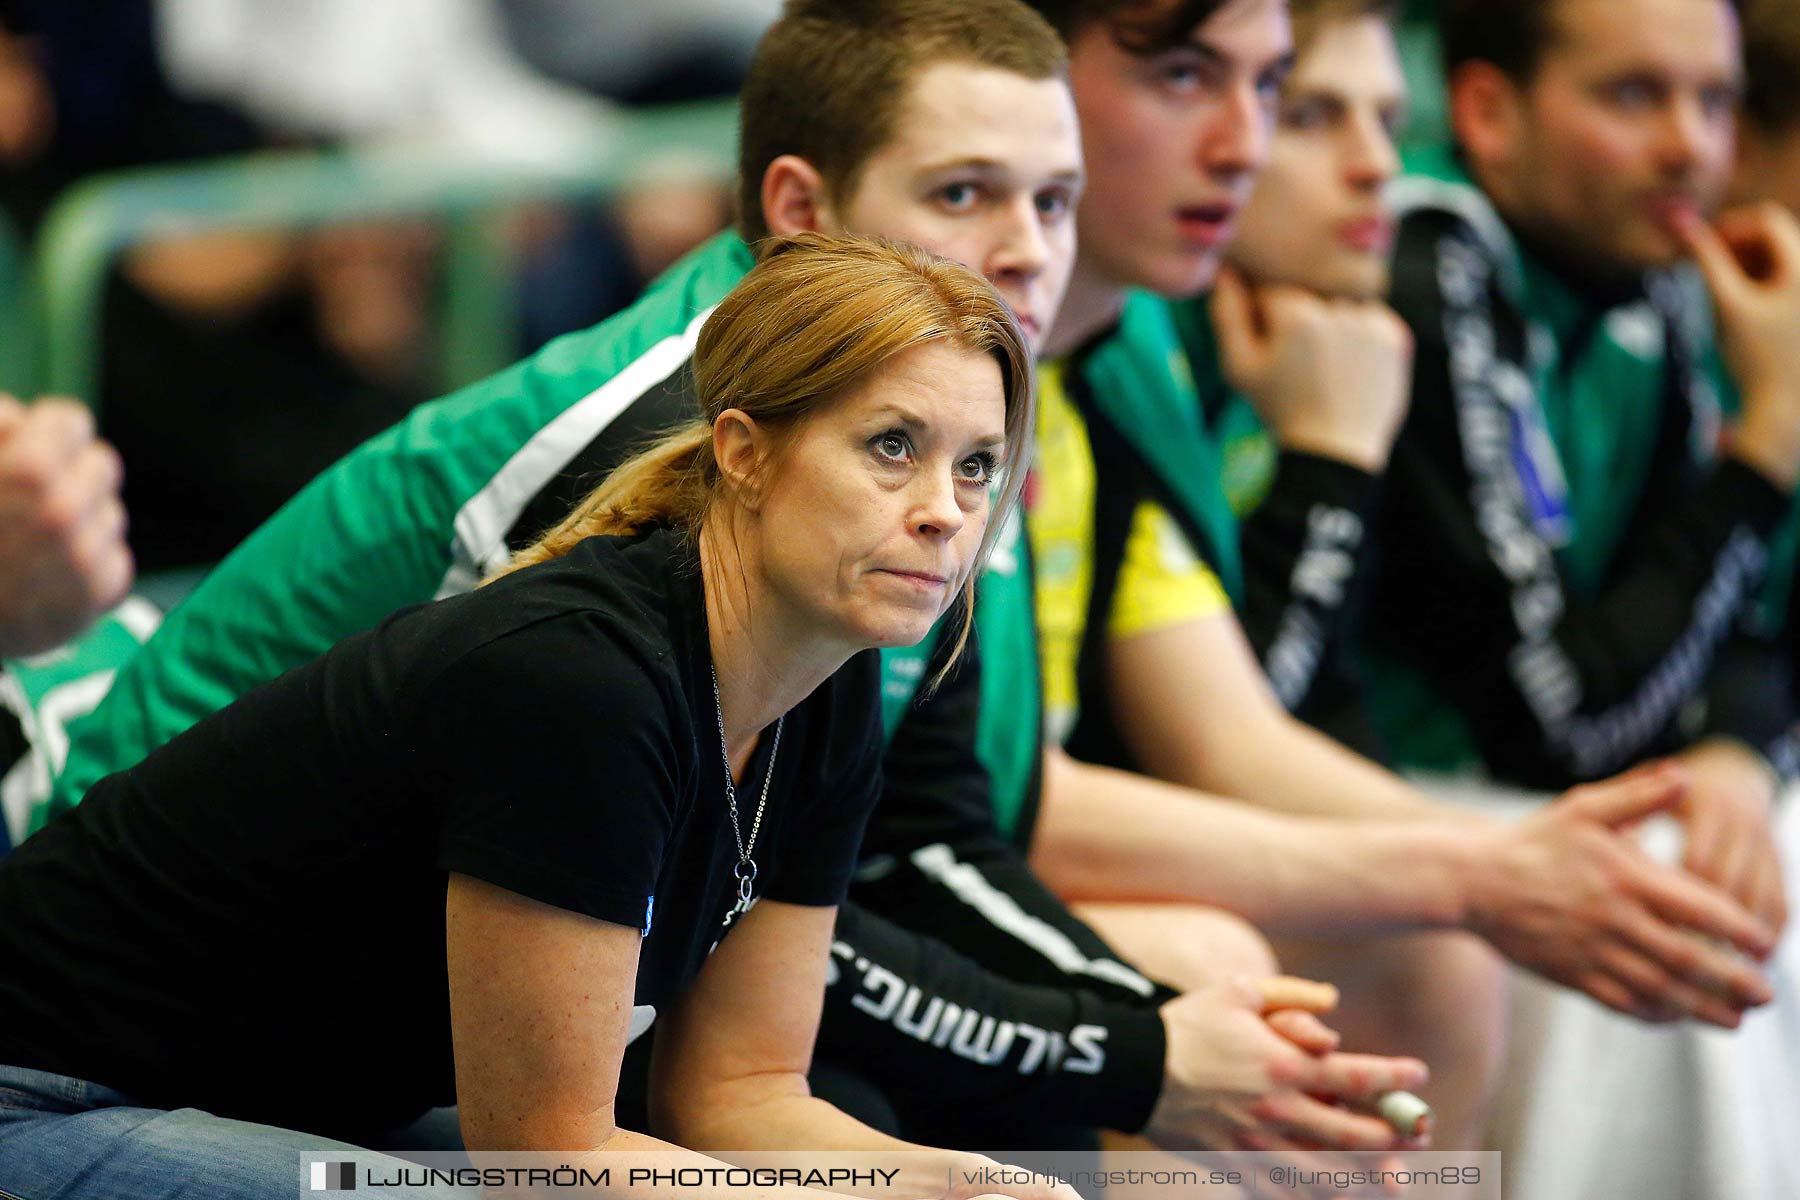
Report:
1358,0,1800,939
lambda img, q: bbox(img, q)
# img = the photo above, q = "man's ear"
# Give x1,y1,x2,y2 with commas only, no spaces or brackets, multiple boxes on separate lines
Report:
712,408,768,512
1448,61,1524,174
762,155,837,237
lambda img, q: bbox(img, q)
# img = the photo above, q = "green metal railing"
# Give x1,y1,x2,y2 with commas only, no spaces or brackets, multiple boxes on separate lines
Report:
28,98,737,409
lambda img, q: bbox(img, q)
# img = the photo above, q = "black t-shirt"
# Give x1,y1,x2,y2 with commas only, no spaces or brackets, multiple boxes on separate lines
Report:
0,527,882,1141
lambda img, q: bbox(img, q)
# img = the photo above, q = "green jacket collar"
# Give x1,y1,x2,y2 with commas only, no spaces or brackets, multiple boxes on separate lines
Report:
1068,291,1245,602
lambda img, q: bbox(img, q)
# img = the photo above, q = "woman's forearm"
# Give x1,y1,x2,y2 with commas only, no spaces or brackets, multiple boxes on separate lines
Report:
1031,750,1475,936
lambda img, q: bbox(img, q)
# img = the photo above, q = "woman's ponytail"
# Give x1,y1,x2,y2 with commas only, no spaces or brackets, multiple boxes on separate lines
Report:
489,420,713,580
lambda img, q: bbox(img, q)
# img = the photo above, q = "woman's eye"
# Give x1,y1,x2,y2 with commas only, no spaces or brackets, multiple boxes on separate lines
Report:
957,453,998,487
874,432,910,461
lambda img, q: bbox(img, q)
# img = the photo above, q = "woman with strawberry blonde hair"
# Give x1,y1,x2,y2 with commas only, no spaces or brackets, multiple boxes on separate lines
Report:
0,234,1046,1200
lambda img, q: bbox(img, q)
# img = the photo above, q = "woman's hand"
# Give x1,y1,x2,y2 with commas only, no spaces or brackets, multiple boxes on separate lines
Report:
1144,975,1428,1153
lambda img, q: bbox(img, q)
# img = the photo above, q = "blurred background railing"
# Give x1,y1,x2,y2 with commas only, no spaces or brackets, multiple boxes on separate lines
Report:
27,98,736,409
0,0,1446,576
0,0,768,574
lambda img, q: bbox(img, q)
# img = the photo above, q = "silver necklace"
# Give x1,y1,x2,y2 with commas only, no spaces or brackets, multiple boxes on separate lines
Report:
711,664,782,932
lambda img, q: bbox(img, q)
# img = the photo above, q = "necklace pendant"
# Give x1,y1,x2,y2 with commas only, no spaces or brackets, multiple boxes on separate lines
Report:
709,664,781,951
714,862,758,947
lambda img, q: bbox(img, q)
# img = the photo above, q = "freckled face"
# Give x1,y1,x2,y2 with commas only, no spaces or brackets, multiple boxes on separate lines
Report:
752,341,1009,650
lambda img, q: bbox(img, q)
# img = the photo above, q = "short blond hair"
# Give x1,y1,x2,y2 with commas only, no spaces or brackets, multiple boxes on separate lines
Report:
738,0,1068,244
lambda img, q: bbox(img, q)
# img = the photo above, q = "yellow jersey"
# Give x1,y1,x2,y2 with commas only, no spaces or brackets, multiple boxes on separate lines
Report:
1028,360,1229,745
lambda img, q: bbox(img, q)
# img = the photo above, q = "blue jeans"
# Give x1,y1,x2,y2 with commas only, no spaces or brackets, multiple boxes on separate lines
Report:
0,1064,469,1199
